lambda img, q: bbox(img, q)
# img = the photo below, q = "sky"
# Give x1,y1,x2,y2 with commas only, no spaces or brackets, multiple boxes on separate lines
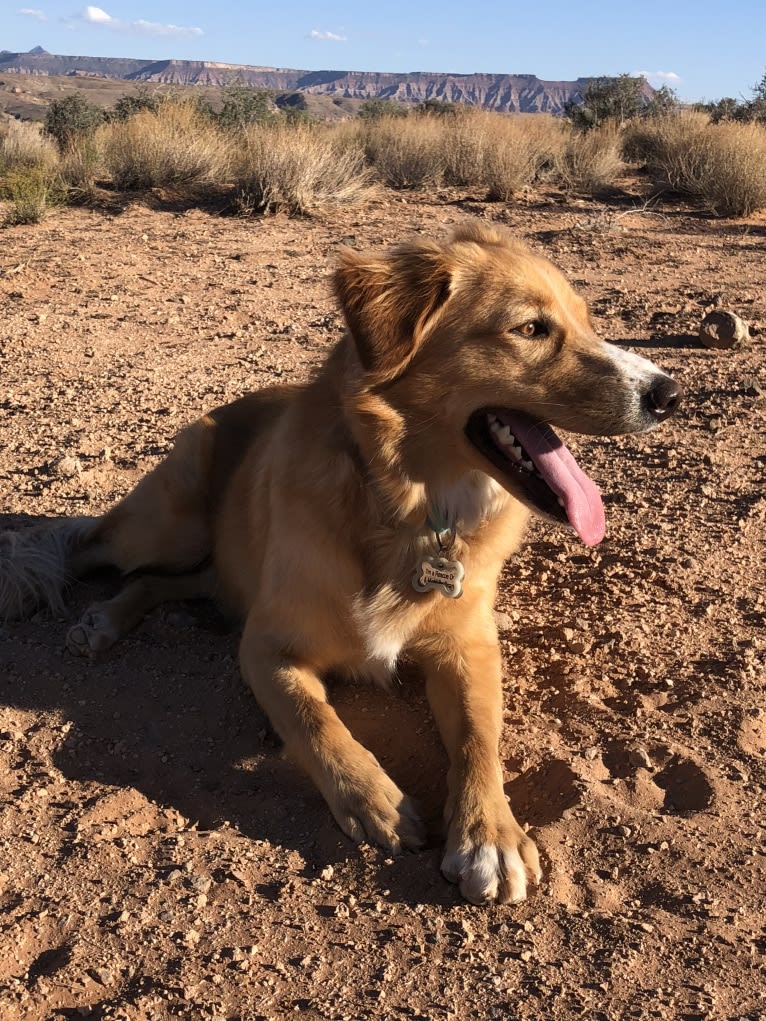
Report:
3,1,765,104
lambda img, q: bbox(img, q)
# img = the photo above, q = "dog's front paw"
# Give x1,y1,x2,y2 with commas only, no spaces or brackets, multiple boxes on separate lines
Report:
66,607,119,657
322,756,425,855
442,804,541,905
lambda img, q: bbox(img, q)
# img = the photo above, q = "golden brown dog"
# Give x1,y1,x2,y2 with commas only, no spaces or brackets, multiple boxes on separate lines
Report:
0,223,681,905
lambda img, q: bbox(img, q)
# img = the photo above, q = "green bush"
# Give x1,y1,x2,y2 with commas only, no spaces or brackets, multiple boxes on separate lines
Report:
566,74,644,129
359,98,409,120
111,85,161,122
218,83,274,130
44,92,104,151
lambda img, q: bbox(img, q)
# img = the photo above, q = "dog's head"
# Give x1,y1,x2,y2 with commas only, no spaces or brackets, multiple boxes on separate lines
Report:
335,223,682,546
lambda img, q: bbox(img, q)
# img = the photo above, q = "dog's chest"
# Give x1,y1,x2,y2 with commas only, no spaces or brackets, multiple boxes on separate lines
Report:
350,581,429,683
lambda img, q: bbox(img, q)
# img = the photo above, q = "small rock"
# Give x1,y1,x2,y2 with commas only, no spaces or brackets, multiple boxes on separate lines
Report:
630,747,654,771
699,310,749,350
320,865,334,881
54,455,82,478
88,967,114,986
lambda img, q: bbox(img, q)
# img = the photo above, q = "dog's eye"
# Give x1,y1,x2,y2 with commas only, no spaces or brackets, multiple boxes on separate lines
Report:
517,320,547,338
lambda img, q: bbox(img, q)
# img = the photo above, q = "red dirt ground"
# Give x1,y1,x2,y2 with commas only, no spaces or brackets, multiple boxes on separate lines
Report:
1,187,764,1021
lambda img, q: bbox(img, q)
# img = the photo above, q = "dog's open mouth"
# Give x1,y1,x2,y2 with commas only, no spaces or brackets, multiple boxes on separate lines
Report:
465,410,606,546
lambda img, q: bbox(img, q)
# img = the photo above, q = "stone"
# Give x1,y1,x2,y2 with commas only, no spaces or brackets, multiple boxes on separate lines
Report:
699,310,749,350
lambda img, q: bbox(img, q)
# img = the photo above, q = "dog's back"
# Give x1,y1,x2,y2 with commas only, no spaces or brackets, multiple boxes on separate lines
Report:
0,386,296,620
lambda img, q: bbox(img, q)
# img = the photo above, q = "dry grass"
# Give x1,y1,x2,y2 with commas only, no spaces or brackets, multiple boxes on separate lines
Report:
481,115,564,200
0,120,59,173
0,122,64,225
350,110,566,197
233,122,374,215
623,111,711,193
1,166,64,226
353,115,446,189
554,123,624,195
698,122,766,216
624,111,766,216
100,100,230,192
444,113,565,200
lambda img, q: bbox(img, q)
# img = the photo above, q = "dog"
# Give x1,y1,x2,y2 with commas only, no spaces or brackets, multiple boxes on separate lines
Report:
0,222,681,905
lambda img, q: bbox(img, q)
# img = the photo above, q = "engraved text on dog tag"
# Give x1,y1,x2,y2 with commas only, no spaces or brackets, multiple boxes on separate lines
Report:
412,555,464,599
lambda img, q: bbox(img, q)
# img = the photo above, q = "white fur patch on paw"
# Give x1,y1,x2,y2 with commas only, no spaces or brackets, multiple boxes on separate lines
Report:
442,842,533,905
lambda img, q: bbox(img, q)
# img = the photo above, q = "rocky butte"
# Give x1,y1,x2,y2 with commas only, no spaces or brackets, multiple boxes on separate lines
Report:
0,47,653,114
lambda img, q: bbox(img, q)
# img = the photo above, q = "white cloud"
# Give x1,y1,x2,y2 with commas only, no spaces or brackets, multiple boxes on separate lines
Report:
18,7,47,19
309,29,347,42
636,70,682,86
77,6,203,38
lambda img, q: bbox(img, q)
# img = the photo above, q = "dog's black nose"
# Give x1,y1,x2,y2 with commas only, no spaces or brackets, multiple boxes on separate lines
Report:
647,376,682,420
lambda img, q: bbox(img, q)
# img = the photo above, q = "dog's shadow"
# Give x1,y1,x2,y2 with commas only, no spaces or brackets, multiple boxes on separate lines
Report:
2,515,452,900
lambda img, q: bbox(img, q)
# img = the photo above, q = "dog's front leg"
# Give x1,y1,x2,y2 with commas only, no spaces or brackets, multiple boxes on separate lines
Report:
416,629,541,905
240,613,424,853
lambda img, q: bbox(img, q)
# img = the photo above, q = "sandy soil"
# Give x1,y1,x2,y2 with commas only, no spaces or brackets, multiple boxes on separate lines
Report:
0,187,764,1021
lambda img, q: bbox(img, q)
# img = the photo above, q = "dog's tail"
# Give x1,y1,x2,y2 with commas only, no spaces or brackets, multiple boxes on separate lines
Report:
0,516,97,620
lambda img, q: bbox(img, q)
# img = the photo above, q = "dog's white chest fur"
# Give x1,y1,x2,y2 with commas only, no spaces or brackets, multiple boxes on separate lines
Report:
351,584,417,683
428,472,506,534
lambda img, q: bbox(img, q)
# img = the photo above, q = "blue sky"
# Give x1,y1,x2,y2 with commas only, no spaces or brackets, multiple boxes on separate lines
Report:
3,2,765,103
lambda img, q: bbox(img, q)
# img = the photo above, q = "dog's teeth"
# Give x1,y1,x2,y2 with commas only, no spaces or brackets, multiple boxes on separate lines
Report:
498,425,512,443
557,497,565,507
489,419,502,434
511,444,523,459
522,459,534,471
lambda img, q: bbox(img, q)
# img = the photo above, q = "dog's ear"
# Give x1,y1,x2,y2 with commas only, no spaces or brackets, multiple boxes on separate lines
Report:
334,242,453,381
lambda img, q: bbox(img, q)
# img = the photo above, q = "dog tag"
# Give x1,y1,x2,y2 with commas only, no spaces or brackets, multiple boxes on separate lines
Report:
412,555,464,599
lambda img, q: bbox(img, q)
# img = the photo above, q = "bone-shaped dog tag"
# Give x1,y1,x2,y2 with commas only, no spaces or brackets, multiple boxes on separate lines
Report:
412,555,465,599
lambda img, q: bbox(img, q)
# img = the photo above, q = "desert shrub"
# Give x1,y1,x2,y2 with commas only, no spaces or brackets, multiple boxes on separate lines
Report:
350,109,565,196
693,122,766,216
482,114,565,199
624,112,766,216
0,119,59,173
622,110,711,188
44,92,104,151
59,134,102,198
554,123,624,194
101,100,230,192
110,85,161,122
565,74,645,129
359,98,409,120
417,98,459,117
232,122,373,215
357,115,445,188
1,165,63,226
218,83,274,130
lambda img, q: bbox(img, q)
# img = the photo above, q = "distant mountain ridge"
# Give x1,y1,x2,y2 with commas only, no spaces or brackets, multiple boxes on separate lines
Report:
0,47,652,114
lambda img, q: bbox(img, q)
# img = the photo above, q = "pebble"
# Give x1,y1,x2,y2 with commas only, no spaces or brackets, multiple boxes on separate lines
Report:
89,967,114,986
54,455,82,478
629,747,654,771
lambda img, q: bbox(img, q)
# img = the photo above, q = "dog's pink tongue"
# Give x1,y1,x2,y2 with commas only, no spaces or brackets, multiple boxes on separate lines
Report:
506,414,606,546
